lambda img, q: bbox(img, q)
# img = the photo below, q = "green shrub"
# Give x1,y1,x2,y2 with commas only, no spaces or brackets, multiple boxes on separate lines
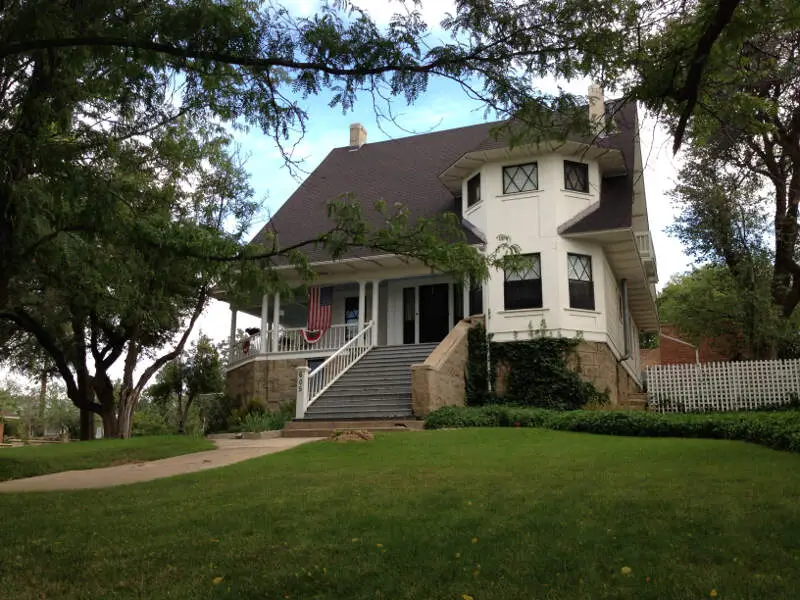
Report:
236,403,295,432
197,393,236,433
425,405,800,453
131,405,172,436
465,322,607,410
465,325,491,406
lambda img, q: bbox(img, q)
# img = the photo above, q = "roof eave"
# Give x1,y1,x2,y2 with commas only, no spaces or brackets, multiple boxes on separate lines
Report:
439,141,627,194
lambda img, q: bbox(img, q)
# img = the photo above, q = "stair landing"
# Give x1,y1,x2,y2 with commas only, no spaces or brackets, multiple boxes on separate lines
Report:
283,419,425,438
618,392,648,411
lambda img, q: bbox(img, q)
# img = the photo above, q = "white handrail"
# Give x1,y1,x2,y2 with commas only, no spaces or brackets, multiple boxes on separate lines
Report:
296,321,375,418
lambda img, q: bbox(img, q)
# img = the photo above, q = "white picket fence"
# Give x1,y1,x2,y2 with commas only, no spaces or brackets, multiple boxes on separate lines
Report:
647,359,800,412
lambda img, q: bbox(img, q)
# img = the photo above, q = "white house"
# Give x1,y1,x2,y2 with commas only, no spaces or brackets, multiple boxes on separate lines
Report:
222,86,658,422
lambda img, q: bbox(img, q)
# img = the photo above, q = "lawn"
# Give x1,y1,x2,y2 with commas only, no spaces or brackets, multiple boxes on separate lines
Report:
2,429,800,599
0,435,214,482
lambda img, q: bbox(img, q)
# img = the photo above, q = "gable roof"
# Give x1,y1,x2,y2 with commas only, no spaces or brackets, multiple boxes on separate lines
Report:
252,121,501,264
253,102,639,263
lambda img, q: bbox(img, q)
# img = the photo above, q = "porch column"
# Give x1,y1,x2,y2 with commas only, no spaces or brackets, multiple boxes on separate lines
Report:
463,279,470,318
271,292,280,352
371,280,380,344
228,305,237,351
357,280,366,332
260,294,269,354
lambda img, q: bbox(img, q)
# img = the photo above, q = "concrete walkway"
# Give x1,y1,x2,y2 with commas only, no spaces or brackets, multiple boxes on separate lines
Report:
0,437,318,493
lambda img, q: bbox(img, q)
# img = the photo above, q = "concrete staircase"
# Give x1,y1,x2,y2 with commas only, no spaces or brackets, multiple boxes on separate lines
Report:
301,343,438,420
619,392,648,411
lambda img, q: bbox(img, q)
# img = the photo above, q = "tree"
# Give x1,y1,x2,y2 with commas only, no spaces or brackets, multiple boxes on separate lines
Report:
667,144,779,355
1,0,540,440
658,265,799,359
646,0,800,319
2,0,786,439
147,335,224,434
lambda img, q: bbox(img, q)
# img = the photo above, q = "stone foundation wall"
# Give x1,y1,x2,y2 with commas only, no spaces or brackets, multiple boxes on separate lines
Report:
567,341,641,405
411,319,475,416
225,357,306,412
266,358,306,410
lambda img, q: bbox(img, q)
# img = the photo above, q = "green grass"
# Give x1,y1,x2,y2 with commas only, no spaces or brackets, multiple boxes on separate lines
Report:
0,435,214,482
2,429,800,599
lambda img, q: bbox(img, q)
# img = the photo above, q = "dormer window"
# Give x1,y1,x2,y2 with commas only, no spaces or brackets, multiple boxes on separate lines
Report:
503,162,538,194
564,160,589,193
467,173,481,208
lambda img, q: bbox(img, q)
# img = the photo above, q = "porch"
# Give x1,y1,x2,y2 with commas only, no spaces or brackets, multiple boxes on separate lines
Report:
226,274,470,369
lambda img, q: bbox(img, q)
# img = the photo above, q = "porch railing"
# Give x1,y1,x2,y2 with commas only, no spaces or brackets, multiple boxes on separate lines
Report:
296,321,375,419
228,323,360,367
228,332,266,365
279,324,359,354
634,230,658,280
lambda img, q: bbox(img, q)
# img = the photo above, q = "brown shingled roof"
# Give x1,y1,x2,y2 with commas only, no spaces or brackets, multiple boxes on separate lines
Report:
252,121,502,263
559,102,638,234
252,102,638,262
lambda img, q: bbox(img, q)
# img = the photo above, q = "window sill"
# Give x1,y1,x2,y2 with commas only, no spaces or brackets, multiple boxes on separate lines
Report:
465,201,483,215
563,307,600,315
498,191,542,201
560,189,594,199
498,307,549,315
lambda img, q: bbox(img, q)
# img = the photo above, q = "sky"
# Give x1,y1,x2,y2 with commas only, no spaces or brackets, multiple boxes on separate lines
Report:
3,0,693,389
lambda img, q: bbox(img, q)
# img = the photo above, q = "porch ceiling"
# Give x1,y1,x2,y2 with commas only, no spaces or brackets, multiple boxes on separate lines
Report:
563,227,659,332
232,255,446,317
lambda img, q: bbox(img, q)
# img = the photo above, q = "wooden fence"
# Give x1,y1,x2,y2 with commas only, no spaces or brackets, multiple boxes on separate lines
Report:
646,359,800,412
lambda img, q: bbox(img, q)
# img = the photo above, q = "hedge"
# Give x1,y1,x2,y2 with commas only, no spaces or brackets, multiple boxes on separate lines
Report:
424,405,800,453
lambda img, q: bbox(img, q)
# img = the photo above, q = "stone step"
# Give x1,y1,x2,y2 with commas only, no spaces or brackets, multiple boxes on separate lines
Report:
282,425,421,438
618,395,647,411
307,400,412,411
304,407,414,419
285,419,424,430
351,358,425,370
315,388,411,400
329,376,411,388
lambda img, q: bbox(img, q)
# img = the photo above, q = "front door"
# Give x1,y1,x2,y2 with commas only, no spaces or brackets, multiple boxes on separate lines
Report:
419,283,449,343
402,287,416,344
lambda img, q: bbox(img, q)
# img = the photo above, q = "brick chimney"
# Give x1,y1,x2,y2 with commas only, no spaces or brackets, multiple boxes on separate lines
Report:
588,83,605,135
349,123,367,148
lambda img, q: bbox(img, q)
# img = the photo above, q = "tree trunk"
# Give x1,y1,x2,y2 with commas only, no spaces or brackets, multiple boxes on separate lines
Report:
100,406,119,439
116,388,140,439
93,372,120,438
37,371,47,437
177,395,195,435
79,409,95,441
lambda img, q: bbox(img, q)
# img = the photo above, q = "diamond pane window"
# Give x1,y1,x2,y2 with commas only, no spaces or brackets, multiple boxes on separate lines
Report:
503,162,538,194
564,160,589,193
568,253,595,310
504,253,543,310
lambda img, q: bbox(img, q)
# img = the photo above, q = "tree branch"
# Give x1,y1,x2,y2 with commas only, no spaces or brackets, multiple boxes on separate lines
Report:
133,287,208,396
0,36,461,77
